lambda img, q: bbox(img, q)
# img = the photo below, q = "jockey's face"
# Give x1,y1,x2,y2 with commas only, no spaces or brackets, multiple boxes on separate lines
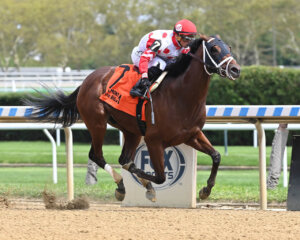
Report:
175,34,194,48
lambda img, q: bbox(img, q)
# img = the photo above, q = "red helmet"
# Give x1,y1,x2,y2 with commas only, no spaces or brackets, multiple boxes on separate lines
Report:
174,19,197,36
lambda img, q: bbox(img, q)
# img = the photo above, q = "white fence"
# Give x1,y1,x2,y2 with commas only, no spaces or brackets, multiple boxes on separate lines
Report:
0,71,93,92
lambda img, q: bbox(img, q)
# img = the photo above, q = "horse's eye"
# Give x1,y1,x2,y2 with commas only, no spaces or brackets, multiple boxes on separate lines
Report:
211,46,219,54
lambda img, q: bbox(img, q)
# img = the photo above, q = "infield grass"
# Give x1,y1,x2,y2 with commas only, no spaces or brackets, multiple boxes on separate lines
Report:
0,141,292,166
0,167,288,203
0,141,289,203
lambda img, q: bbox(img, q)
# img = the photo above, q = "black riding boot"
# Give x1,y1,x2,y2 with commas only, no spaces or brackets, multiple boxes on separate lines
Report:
148,67,163,82
130,78,150,98
130,67,162,98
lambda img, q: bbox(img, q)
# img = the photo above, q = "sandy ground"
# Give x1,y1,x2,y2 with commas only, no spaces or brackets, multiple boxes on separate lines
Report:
0,199,300,240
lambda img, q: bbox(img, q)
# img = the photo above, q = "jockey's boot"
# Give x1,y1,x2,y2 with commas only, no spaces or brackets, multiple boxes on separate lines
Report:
130,78,150,98
148,67,163,82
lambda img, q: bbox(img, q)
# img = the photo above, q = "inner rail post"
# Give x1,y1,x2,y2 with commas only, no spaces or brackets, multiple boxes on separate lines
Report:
254,120,267,210
64,127,74,201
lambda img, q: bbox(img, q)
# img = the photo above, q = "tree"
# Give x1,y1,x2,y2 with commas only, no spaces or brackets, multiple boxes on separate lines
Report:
0,0,40,71
199,0,276,65
35,0,99,69
274,0,300,65
0,0,299,70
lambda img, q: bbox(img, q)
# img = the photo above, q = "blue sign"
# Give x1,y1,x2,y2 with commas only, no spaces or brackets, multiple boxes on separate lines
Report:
132,144,186,190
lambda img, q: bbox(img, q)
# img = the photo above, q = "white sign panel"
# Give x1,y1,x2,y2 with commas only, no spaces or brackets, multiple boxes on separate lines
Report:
121,143,197,208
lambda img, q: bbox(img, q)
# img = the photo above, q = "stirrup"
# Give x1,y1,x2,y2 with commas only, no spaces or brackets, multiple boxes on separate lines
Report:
130,88,149,99
130,88,145,98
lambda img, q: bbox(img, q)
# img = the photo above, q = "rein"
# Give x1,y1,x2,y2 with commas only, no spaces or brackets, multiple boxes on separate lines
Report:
188,52,203,63
188,52,210,67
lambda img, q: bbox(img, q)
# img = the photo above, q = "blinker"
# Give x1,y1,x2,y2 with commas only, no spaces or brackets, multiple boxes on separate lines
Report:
206,38,230,62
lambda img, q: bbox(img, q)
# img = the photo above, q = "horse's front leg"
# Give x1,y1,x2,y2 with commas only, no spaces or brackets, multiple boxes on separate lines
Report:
122,140,166,202
186,130,221,200
119,132,159,202
124,140,166,183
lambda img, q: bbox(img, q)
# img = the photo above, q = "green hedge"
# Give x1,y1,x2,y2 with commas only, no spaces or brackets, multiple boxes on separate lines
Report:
2,66,299,106
1,66,300,145
207,66,300,105
0,92,30,106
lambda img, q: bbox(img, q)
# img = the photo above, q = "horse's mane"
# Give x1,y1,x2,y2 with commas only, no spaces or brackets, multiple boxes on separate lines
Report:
165,38,204,77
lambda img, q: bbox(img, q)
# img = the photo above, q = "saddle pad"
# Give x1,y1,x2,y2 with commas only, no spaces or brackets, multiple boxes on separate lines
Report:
100,64,147,121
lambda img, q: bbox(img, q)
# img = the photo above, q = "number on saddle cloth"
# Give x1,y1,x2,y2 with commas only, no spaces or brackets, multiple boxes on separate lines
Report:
108,65,131,88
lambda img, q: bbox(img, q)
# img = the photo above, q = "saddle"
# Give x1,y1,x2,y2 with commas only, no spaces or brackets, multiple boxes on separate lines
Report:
99,64,167,135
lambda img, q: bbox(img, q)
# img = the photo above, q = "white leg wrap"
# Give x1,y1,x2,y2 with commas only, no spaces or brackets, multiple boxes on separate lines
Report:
104,164,114,178
104,164,122,183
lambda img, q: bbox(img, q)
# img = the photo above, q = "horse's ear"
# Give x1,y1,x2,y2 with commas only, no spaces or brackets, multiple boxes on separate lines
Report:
199,34,210,41
210,34,221,39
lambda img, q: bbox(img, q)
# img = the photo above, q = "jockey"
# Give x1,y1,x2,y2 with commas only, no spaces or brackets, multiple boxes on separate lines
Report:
130,19,197,97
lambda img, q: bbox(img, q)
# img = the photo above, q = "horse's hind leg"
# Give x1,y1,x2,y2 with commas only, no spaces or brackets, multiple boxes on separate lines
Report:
85,157,99,185
84,114,126,201
119,131,156,202
186,130,221,200
88,143,125,201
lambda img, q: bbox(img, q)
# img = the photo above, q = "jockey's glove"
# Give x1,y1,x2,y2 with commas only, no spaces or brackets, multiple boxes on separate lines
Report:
141,77,151,88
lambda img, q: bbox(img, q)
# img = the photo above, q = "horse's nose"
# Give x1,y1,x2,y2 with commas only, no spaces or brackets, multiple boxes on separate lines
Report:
229,65,241,78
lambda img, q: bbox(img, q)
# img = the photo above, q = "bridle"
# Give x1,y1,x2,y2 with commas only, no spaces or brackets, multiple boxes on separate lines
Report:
188,37,236,80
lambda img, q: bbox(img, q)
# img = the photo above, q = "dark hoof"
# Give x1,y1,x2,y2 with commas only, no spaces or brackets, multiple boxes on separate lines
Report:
115,179,125,201
115,189,125,201
199,187,211,200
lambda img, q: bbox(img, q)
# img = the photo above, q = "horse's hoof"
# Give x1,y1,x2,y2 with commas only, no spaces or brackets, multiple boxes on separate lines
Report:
146,189,156,202
115,189,125,201
115,179,125,201
199,187,211,200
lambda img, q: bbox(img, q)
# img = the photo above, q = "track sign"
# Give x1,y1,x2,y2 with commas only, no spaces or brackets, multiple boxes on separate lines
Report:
121,142,197,208
287,135,300,211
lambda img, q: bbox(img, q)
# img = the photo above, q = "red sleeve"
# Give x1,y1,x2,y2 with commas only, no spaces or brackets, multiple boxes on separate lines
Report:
181,47,190,54
138,38,157,76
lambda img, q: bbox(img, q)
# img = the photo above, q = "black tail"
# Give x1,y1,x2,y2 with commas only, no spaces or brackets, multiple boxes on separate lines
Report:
23,86,81,127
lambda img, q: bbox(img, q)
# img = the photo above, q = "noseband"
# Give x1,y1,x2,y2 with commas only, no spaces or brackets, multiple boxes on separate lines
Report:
188,37,236,80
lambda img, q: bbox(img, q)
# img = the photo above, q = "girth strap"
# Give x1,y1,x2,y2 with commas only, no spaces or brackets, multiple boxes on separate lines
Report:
136,98,146,136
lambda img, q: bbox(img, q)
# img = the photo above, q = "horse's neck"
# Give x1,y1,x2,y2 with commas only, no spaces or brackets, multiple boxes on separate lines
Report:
180,47,210,104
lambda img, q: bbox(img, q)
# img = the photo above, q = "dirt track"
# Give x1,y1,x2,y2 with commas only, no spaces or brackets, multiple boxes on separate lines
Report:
1,199,300,240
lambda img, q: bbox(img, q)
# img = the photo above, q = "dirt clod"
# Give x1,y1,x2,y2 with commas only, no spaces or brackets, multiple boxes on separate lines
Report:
42,190,89,210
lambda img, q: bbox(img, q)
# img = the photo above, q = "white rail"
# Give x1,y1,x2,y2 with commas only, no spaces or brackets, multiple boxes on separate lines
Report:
1,105,300,209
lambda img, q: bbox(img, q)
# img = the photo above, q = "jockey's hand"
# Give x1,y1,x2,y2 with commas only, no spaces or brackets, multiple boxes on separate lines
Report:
141,77,151,88
181,48,190,54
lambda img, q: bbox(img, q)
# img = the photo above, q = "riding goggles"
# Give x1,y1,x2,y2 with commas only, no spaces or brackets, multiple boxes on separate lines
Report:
180,34,196,41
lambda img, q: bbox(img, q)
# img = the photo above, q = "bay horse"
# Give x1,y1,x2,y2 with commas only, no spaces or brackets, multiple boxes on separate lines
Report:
25,35,240,202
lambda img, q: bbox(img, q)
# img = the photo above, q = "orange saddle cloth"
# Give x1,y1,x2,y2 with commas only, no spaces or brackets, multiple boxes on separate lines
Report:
100,64,147,121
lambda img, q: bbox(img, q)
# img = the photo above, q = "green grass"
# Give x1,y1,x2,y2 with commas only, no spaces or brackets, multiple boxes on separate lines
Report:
0,141,121,165
0,141,289,203
0,167,288,203
0,167,116,201
198,170,288,203
0,141,292,166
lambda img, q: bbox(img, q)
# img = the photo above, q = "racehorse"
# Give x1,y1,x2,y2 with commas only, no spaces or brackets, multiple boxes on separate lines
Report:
25,35,240,202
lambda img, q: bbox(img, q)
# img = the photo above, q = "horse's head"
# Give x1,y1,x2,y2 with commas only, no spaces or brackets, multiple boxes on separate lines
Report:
200,35,240,80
